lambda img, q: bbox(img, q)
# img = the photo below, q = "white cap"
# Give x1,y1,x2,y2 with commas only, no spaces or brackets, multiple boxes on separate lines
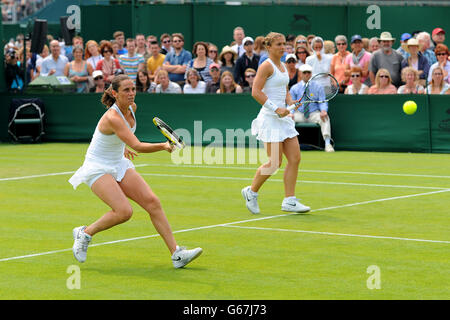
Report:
299,64,313,72
93,70,103,79
285,53,297,62
242,36,254,45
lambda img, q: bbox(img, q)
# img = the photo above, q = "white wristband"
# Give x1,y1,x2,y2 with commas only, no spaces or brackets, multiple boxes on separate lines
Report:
263,99,278,112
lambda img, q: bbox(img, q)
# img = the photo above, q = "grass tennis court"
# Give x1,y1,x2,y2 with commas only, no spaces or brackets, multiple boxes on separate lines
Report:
0,143,449,300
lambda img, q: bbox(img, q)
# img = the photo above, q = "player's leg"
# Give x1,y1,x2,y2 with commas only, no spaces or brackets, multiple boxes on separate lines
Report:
251,142,283,192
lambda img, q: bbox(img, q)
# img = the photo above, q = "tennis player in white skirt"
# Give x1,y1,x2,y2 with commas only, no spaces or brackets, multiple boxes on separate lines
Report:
69,74,202,268
242,32,310,214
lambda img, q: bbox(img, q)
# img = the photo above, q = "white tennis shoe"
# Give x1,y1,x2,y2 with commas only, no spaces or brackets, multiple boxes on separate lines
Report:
172,245,203,268
281,197,311,213
241,186,260,214
72,226,92,263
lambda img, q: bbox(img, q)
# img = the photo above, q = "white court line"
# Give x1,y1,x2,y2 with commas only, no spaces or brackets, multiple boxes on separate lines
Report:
1,188,449,262
223,225,450,244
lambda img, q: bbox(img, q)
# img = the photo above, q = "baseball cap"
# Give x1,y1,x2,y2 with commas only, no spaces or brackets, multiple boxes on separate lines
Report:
432,27,445,36
243,36,254,45
93,70,103,79
350,34,362,44
400,33,412,41
299,64,313,72
285,53,297,62
209,63,220,70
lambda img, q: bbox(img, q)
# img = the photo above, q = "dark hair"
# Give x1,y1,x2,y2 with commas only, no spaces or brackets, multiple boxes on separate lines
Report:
136,70,150,92
100,41,113,55
101,75,131,108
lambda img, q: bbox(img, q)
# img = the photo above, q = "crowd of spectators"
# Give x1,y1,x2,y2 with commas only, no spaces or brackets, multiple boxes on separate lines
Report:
1,0,52,22
4,26,450,95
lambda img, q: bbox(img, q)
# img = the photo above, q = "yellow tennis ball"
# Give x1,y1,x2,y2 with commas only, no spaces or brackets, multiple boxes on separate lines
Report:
403,101,417,115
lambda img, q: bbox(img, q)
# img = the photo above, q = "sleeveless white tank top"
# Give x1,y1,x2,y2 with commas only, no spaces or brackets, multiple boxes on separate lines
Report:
261,58,289,116
85,103,136,163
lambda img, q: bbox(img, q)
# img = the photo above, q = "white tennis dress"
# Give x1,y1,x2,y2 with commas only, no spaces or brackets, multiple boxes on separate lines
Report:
251,58,298,142
69,104,136,189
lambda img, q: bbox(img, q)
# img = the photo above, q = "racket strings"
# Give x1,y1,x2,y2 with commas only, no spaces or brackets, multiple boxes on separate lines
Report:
305,74,339,101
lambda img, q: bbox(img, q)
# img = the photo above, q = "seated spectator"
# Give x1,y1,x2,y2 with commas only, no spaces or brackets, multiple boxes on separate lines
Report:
183,68,206,94
205,63,221,93
362,38,370,51
219,45,237,77
96,41,121,86
344,66,368,94
4,47,24,92
162,33,192,87
154,70,182,94
330,35,351,85
89,70,106,93
368,37,380,53
290,64,334,152
234,37,260,86
397,33,412,59
136,70,151,92
323,40,335,55
65,36,84,62
113,31,128,55
242,68,256,93
208,43,219,64
111,40,120,59
231,26,245,58
85,40,103,69
305,36,332,76
339,70,351,94
63,45,93,93
400,38,430,85
427,66,450,94
294,35,311,55
35,44,49,78
368,69,397,94
217,71,242,93
345,35,372,86
428,44,450,85
397,67,425,94
416,32,437,66
285,53,300,89
118,38,145,82
294,45,309,69
254,36,267,57
285,43,295,55
146,41,165,82
431,28,445,49
135,34,149,61
185,41,214,83
40,40,69,77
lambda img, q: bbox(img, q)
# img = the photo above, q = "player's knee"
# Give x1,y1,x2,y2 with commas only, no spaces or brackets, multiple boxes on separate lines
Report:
116,205,133,222
144,194,162,212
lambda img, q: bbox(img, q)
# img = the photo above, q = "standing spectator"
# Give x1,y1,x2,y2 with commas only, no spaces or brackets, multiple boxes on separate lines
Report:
254,36,267,57
64,45,93,93
323,40,336,55
427,66,450,94
345,35,372,85
159,33,173,55
136,70,151,92
285,43,295,55
431,28,446,48
205,63,221,93
369,32,403,87
306,36,332,76
65,36,84,62
208,43,219,64
307,34,316,49
96,41,121,86
89,70,106,93
330,35,351,85
162,33,192,87
111,40,120,59
4,48,24,92
154,69,182,93
294,45,309,69
85,40,103,70
146,41,165,82
135,34,148,61
344,66,368,94
362,38,370,51
113,31,128,55
118,38,145,82
400,38,430,85
428,44,450,85
40,40,69,77
368,37,380,53
231,26,246,58
185,41,214,83
217,71,242,93
397,67,425,94
294,35,311,54
183,68,206,94
416,32,437,66
234,37,260,87
397,33,412,59
285,53,300,89
35,44,49,78
219,46,237,77
242,68,256,93
368,69,397,94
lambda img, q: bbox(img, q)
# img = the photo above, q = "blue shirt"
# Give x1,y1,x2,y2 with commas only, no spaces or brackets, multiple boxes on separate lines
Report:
404,49,437,66
164,49,192,82
40,54,69,77
289,80,328,113
258,52,287,66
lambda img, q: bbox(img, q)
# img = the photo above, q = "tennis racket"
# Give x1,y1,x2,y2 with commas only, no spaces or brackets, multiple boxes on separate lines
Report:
152,117,185,149
286,72,339,113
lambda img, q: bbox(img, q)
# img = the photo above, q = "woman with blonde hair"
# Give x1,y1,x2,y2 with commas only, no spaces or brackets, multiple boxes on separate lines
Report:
427,66,450,94
207,43,219,64
294,35,310,54
85,40,103,69
397,67,424,94
216,70,242,93
367,68,397,94
242,31,310,215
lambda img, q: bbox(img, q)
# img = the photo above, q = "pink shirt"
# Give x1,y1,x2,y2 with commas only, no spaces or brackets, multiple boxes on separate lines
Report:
345,51,372,83
368,84,397,94
331,51,351,83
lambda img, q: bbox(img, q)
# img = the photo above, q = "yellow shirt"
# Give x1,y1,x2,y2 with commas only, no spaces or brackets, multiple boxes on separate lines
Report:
147,53,165,75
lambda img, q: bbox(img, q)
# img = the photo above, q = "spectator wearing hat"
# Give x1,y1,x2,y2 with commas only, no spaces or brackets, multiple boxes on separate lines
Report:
397,33,412,59
400,38,430,86
219,45,237,78
242,68,256,93
146,40,165,82
368,37,380,53
185,41,214,83
416,32,437,66
234,36,260,87
305,36,332,77
369,31,404,87
285,53,300,90
89,70,106,93
290,64,334,152
432,28,446,49
428,44,450,85
162,33,192,87
231,26,246,58
345,35,372,86
330,35,351,85
206,63,221,93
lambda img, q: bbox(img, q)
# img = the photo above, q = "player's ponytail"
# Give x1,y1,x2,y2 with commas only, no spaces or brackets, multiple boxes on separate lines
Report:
101,74,130,108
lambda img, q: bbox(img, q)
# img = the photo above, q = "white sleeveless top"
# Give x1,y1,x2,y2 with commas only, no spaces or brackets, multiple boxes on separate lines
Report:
85,103,136,163
347,84,368,94
261,58,289,116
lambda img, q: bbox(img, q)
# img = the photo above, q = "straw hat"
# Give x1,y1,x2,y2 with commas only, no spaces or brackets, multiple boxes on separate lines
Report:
379,31,395,41
219,45,237,61
401,38,422,53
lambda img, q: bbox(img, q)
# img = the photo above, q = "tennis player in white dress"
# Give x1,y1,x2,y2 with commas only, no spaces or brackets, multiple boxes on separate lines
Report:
69,74,202,268
242,32,310,214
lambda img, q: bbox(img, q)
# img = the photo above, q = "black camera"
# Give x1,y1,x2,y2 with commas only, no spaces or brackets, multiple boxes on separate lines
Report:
6,48,16,59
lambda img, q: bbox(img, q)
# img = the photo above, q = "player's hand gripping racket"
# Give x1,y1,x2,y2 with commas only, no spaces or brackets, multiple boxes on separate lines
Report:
152,117,185,149
283,72,339,116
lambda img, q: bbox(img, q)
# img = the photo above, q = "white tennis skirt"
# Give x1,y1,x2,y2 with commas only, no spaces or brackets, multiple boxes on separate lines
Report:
68,157,135,189
251,112,298,143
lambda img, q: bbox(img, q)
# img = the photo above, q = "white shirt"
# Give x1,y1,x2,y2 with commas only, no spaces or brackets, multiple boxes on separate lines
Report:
183,81,206,94
305,52,332,76
87,55,103,69
231,43,244,58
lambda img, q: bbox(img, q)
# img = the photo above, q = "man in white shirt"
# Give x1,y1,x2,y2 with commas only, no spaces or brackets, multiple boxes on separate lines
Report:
231,26,245,58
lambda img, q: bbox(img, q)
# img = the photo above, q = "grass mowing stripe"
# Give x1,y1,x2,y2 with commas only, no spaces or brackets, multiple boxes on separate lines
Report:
223,225,450,244
1,188,448,263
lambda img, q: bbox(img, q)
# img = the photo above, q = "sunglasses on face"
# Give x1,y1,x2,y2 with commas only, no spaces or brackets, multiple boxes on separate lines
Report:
209,50,218,53
210,68,219,72
245,74,256,78
162,40,171,44
297,51,307,54
302,71,311,74
297,40,307,43
379,75,389,78
351,74,360,77
434,73,443,76
336,43,347,46
94,77,103,80
436,53,448,56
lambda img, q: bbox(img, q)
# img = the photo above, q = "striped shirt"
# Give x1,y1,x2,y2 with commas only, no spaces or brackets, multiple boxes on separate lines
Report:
119,53,145,81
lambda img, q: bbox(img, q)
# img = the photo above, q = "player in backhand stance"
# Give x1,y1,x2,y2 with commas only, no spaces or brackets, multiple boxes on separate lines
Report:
242,32,310,214
69,74,202,268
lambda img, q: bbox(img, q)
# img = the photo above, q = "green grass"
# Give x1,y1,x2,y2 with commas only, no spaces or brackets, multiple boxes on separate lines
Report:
0,143,449,300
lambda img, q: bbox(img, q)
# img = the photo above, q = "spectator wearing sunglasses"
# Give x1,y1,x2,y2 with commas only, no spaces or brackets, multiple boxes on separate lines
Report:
96,41,121,86
89,70,106,93
330,35,351,85
345,35,372,86
344,66,368,94
294,45,309,69
159,34,173,55
242,68,256,93
400,38,430,86
427,66,450,94
368,69,397,94
206,63,221,93
285,53,300,90
162,33,192,87
207,43,219,64
428,44,450,85
294,35,311,55
234,37,260,87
